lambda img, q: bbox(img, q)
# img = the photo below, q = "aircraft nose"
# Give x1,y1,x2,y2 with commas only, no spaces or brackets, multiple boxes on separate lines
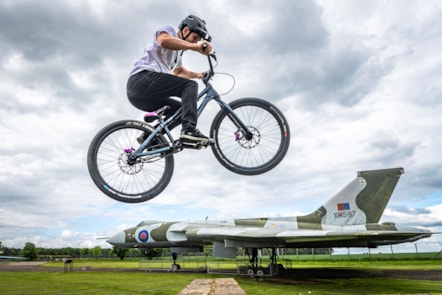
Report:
107,231,126,245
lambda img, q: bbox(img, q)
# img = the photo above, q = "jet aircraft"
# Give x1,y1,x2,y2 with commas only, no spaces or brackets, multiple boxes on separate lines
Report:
107,167,432,275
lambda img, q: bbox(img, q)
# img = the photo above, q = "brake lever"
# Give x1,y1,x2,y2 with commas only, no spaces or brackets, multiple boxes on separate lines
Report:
203,70,213,84
202,44,216,60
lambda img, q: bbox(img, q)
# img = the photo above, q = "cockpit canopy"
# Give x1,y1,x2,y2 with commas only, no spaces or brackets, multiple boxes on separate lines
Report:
136,220,161,227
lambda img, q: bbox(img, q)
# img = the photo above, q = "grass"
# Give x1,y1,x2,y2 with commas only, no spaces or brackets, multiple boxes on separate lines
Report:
0,272,192,295
41,251,442,271
0,271,441,295
2,256,441,294
286,259,442,270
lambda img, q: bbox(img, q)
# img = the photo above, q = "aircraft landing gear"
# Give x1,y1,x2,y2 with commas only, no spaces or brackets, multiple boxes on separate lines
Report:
245,248,264,277
171,252,181,272
245,247,282,277
269,248,283,276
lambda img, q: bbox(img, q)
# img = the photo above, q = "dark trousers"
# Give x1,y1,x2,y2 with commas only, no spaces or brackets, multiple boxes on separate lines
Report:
126,70,198,131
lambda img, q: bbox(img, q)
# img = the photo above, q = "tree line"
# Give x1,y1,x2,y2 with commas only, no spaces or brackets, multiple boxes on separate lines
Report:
1,241,332,261
0,241,162,261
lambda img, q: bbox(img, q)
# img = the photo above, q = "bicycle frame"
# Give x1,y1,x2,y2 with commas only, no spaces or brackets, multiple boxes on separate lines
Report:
132,55,253,160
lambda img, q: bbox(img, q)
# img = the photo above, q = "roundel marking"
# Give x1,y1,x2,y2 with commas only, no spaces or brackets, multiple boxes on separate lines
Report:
138,229,149,242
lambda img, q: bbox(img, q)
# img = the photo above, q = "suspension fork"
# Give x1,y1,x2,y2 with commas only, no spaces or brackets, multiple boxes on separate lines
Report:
216,99,253,140
197,84,251,136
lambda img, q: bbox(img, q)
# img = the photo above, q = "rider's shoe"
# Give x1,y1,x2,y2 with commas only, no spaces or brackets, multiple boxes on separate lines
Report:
180,128,212,143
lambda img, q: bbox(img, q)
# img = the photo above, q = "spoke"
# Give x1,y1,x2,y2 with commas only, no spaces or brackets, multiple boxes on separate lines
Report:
95,128,167,197
216,104,283,169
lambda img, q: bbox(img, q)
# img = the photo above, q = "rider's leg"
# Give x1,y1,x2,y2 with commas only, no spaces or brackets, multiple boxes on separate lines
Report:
178,79,198,131
134,98,182,144
177,80,210,143
127,70,210,143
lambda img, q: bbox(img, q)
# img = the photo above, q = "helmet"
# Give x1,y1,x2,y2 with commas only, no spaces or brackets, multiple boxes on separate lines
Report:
179,15,212,42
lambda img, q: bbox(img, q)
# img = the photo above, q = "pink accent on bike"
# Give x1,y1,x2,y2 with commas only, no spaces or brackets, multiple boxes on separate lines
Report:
235,131,240,141
144,112,158,119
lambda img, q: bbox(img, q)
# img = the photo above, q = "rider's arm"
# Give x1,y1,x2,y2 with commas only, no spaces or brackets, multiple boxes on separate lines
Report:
173,66,204,79
157,32,210,55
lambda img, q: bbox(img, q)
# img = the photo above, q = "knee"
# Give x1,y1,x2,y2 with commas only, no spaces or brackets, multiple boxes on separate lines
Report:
185,80,198,95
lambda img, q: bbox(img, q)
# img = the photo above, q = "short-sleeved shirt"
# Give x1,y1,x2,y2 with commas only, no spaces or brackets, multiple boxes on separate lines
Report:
129,26,183,76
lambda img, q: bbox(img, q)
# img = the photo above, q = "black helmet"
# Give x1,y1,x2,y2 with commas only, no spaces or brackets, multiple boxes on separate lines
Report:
179,15,212,42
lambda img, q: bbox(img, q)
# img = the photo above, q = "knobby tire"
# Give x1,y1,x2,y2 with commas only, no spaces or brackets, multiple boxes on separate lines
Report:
210,97,290,175
87,120,174,203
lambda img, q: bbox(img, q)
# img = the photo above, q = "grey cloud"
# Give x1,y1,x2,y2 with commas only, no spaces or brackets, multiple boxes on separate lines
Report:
408,168,442,191
209,1,391,109
389,205,431,215
0,3,107,112
1,0,441,249
362,133,419,167
0,1,209,116
263,1,328,54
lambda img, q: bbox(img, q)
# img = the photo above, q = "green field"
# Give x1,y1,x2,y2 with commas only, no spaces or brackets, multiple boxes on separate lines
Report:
1,271,441,295
41,251,442,269
1,255,441,295
41,256,442,271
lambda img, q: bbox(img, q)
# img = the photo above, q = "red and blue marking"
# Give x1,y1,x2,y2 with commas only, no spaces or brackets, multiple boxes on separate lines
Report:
337,202,350,211
138,230,149,242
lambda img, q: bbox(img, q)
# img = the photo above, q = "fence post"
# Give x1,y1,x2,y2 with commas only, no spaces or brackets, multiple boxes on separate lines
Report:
63,259,73,272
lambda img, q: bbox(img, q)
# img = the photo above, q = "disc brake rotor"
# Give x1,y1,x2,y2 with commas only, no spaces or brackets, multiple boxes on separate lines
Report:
119,149,143,175
235,126,261,149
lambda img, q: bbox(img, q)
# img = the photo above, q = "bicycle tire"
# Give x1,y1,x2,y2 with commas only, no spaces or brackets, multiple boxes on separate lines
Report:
210,97,290,175
87,120,174,203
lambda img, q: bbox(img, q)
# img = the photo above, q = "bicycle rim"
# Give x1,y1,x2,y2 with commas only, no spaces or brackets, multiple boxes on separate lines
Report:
210,98,290,175
87,120,174,203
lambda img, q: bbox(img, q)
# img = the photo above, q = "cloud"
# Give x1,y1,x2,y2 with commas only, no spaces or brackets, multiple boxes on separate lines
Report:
384,204,442,227
0,0,441,250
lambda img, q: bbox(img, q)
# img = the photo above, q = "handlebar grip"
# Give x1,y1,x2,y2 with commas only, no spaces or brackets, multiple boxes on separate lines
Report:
202,43,208,52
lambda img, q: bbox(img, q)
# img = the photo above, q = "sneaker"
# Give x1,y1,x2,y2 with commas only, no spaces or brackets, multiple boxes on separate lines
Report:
180,128,211,143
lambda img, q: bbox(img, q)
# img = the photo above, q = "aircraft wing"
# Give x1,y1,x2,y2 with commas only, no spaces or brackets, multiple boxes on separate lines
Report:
188,225,432,248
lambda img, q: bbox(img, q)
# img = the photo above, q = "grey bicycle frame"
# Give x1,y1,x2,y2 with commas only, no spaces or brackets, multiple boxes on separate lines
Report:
133,79,252,158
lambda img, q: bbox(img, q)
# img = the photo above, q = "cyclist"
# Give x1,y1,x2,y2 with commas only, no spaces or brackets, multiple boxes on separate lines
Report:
127,15,213,143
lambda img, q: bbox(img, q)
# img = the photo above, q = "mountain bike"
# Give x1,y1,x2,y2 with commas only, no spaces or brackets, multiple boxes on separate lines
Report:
87,51,290,203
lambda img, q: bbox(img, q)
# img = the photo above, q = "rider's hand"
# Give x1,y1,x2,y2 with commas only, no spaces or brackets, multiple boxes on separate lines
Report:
198,41,212,56
195,72,206,79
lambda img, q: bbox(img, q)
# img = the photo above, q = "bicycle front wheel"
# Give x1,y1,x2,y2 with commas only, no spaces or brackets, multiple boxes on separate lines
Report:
87,120,174,203
210,97,290,175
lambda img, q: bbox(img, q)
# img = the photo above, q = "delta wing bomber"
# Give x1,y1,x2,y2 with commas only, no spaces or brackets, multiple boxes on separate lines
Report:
107,168,432,275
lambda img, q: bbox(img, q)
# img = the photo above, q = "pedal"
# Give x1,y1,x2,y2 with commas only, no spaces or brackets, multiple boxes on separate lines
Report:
182,142,203,150
173,139,213,151
172,140,184,153
182,140,211,150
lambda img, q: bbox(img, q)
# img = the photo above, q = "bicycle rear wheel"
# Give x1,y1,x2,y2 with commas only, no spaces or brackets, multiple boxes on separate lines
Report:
87,120,174,203
210,98,290,175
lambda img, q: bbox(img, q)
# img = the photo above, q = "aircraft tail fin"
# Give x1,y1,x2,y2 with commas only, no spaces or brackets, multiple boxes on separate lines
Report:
297,168,404,227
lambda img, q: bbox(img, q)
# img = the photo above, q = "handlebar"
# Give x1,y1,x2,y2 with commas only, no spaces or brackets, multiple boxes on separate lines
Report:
202,44,217,84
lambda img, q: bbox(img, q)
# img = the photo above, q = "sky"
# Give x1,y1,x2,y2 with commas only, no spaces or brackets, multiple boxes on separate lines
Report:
1,0,441,253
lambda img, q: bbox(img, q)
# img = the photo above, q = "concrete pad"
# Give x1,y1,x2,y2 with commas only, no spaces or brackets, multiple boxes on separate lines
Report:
8,261,46,266
177,278,246,295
